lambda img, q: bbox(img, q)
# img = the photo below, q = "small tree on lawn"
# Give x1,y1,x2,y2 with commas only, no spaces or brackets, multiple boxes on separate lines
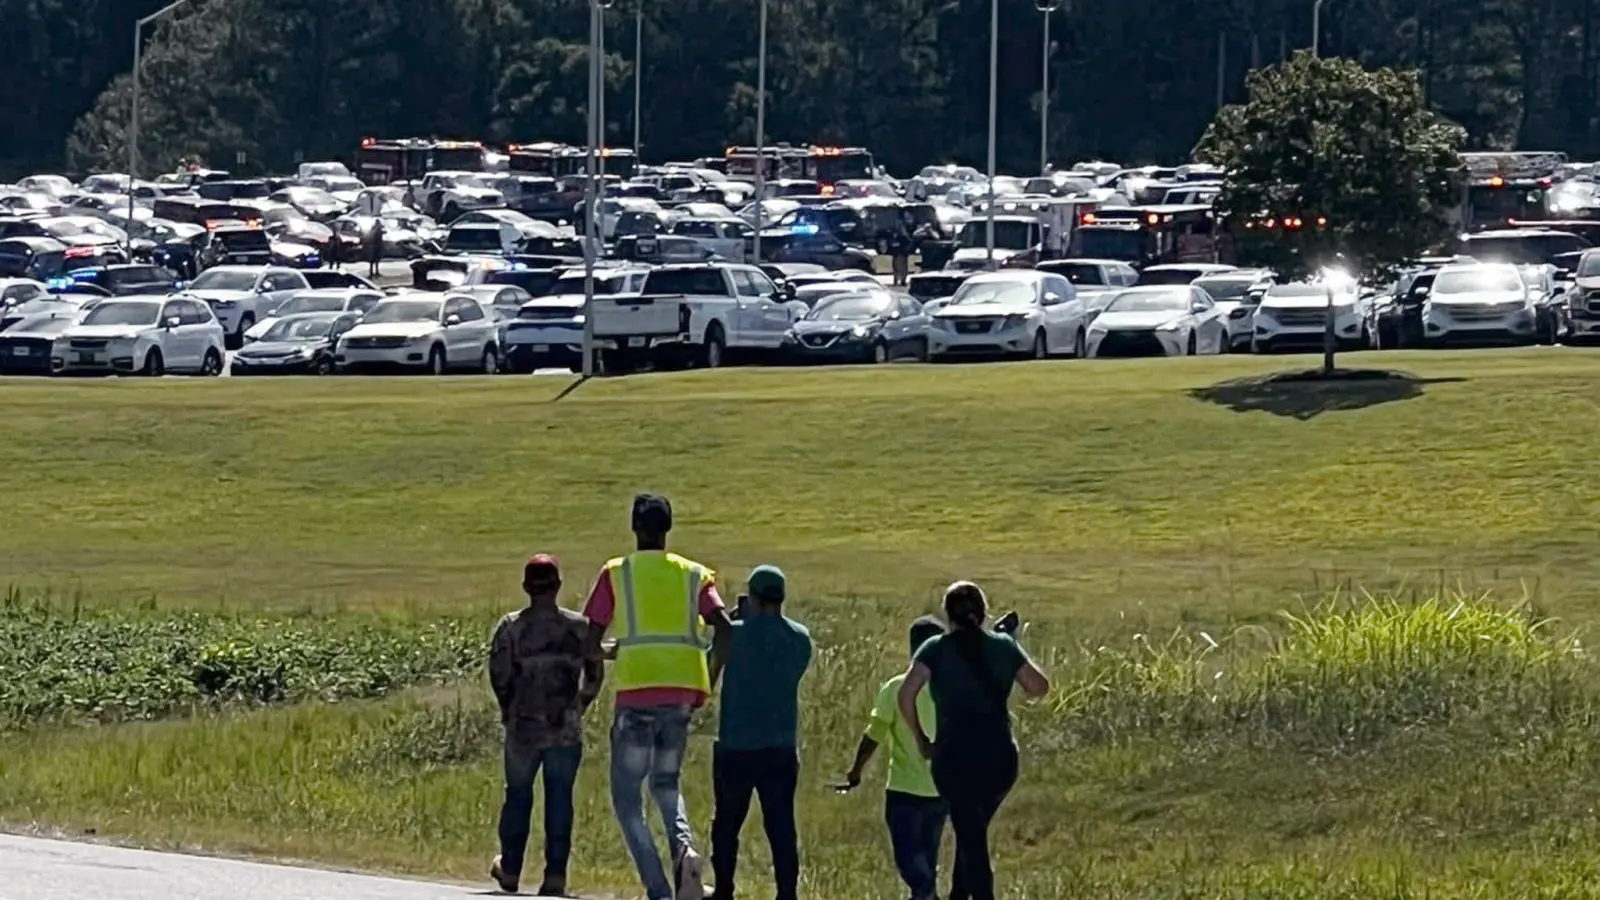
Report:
1195,51,1466,374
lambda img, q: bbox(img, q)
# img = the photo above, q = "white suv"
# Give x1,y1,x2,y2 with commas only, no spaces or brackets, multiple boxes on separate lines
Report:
52,296,226,376
335,293,502,374
1422,263,1537,346
1251,281,1366,353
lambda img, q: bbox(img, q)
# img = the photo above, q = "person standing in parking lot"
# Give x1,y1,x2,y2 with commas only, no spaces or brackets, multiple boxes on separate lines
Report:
889,222,913,287
368,218,385,278
709,565,812,900
898,582,1050,900
584,494,734,900
325,227,341,269
488,554,603,897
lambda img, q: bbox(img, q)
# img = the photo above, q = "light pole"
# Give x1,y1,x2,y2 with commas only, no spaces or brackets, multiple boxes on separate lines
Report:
127,0,194,242
632,3,643,158
985,0,998,268
752,0,768,265
1036,0,1061,176
1312,0,1328,57
582,0,613,378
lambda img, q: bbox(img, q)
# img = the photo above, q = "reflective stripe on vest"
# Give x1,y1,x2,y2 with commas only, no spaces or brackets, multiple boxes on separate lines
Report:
616,557,704,648
608,552,713,695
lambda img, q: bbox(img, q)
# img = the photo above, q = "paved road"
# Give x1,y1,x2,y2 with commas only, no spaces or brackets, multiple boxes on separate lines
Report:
0,834,509,900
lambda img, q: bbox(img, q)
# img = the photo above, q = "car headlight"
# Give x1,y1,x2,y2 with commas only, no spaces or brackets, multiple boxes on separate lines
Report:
1000,314,1028,329
1156,318,1184,332
932,318,951,332
407,335,431,345
781,330,797,344
849,324,872,339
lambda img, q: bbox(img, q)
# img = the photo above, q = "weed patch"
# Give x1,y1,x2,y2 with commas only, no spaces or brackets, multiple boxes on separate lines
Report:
0,593,483,728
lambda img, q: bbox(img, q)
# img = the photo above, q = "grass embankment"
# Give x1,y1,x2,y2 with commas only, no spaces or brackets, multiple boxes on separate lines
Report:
3,348,1600,897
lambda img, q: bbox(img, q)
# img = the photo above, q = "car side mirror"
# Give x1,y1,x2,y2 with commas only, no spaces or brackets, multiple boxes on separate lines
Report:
1043,292,1063,306
444,314,462,326
164,316,180,329
1190,302,1208,314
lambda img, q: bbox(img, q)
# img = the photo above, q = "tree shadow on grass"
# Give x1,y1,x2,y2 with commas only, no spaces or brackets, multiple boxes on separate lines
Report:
1188,368,1468,420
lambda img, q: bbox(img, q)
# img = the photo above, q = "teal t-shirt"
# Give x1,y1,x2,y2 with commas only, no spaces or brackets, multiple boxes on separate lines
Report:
912,630,1025,751
717,612,813,750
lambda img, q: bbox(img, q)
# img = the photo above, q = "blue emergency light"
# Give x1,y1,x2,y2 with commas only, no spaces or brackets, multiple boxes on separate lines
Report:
790,224,820,235
46,277,75,290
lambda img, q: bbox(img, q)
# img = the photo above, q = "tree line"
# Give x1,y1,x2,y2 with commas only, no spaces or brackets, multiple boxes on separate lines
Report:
2,0,1599,179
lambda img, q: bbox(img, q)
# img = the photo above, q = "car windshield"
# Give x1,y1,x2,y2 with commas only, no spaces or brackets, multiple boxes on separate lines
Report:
82,302,161,326
552,273,627,294
950,280,1036,306
956,220,1035,250
1138,269,1204,286
1076,229,1147,261
278,295,347,315
1579,253,1600,277
1433,268,1523,294
363,299,441,323
189,270,258,291
262,317,336,341
1194,278,1254,300
13,316,73,335
288,187,338,204
806,293,892,321
1048,263,1107,285
445,228,502,252
1104,289,1190,312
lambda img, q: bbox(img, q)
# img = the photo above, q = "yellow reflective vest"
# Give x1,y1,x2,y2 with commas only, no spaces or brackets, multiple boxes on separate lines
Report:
605,551,712,695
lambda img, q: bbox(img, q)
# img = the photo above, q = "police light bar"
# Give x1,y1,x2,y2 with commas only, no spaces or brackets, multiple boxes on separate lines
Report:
819,185,835,195
46,277,76,290
791,224,820,235
62,246,97,258
361,137,376,148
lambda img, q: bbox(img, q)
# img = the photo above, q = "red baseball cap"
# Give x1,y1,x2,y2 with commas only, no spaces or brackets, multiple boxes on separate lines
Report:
524,554,561,580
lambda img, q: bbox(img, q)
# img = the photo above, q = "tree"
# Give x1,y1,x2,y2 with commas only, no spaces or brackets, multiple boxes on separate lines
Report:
1195,50,1465,372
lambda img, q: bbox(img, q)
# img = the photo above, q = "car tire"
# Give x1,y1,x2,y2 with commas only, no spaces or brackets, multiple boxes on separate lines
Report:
701,323,727,369
427,344,446,375
141,349,164,377
1073,327,1087,359
199,348,223,377
872,340,889,364
314,355,334,375
481,344,500,375
1538,313,1557,346
1032,330,1048,360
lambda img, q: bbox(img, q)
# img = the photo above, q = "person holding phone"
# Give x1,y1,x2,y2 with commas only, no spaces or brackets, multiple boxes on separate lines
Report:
896,582,1050,900
838,615,949,900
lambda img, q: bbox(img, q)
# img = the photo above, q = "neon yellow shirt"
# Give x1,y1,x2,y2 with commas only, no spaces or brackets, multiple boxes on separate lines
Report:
865,673,938,798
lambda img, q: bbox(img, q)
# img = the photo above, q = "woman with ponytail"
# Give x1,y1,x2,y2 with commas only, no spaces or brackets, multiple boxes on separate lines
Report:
897,581,1049,900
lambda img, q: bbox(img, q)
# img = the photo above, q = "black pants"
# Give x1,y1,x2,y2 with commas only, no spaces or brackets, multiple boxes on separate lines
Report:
885,790,948,899
710,745,799,900
931,742,1019,900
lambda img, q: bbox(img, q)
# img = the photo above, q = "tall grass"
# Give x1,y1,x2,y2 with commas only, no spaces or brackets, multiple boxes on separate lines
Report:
7,590,1600,898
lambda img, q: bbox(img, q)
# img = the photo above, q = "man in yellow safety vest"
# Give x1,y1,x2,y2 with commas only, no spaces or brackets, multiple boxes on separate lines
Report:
584,494,733,900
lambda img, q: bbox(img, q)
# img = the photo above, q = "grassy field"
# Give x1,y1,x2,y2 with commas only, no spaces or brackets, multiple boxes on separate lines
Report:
5,348,1600,897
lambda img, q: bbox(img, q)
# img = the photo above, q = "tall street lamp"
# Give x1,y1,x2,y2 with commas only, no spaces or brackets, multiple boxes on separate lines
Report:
582,0,614,378
1312,0,1328,57
1036,0,1062,175
984,0,998,268
632,3,643,158
127,0,195,238
752,0,768,265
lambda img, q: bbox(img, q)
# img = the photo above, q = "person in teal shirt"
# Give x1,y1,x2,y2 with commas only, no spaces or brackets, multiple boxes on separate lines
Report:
839,615,949,900
710,565,812,900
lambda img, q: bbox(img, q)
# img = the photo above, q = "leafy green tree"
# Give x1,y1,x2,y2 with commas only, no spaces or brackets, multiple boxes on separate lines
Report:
1196,51,1465,371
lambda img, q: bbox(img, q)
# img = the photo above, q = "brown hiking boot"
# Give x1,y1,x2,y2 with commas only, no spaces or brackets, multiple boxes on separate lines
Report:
490,854,519,894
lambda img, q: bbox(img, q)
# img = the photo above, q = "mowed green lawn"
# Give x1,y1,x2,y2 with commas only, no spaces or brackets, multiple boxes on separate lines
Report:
6,349,1600,899
0,349,1595,625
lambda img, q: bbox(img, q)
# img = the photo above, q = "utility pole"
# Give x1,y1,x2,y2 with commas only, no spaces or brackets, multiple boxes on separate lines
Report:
128,0,195,250
753,0,768,264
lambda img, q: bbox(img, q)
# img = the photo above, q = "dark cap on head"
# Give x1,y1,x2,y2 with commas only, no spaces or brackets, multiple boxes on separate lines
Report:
631,494,673,534
908,615,945,655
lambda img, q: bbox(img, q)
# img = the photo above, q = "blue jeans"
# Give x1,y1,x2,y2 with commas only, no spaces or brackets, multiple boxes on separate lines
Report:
610,705,695,900
885,790,948,900
497,742,582,886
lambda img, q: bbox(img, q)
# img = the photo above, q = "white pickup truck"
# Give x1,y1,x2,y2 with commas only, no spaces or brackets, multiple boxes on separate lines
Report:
587,263,800,370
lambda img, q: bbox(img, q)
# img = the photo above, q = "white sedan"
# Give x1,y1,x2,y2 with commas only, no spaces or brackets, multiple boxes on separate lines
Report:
51,296,226,376
243,287,384,343
926,270,1087,360
1084,286,1230,358
334,294,502,375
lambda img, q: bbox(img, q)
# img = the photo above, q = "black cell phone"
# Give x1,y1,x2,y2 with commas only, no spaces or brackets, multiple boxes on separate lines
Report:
733,593,750,620
993,611,1021,635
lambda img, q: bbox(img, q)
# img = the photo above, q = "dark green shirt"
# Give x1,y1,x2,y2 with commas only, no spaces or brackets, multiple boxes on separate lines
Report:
913,630,1025,751
717,611,813,750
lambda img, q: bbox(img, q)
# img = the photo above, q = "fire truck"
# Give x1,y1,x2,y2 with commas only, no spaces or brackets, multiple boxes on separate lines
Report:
1457,151,1565,232
354,138,486,185
722,144,875,187
1071,204,1229,268
507,142,638,180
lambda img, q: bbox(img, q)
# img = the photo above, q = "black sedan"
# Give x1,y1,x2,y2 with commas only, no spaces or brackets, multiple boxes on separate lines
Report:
781,291,930,364
0,314,75,375
229,311,360,376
